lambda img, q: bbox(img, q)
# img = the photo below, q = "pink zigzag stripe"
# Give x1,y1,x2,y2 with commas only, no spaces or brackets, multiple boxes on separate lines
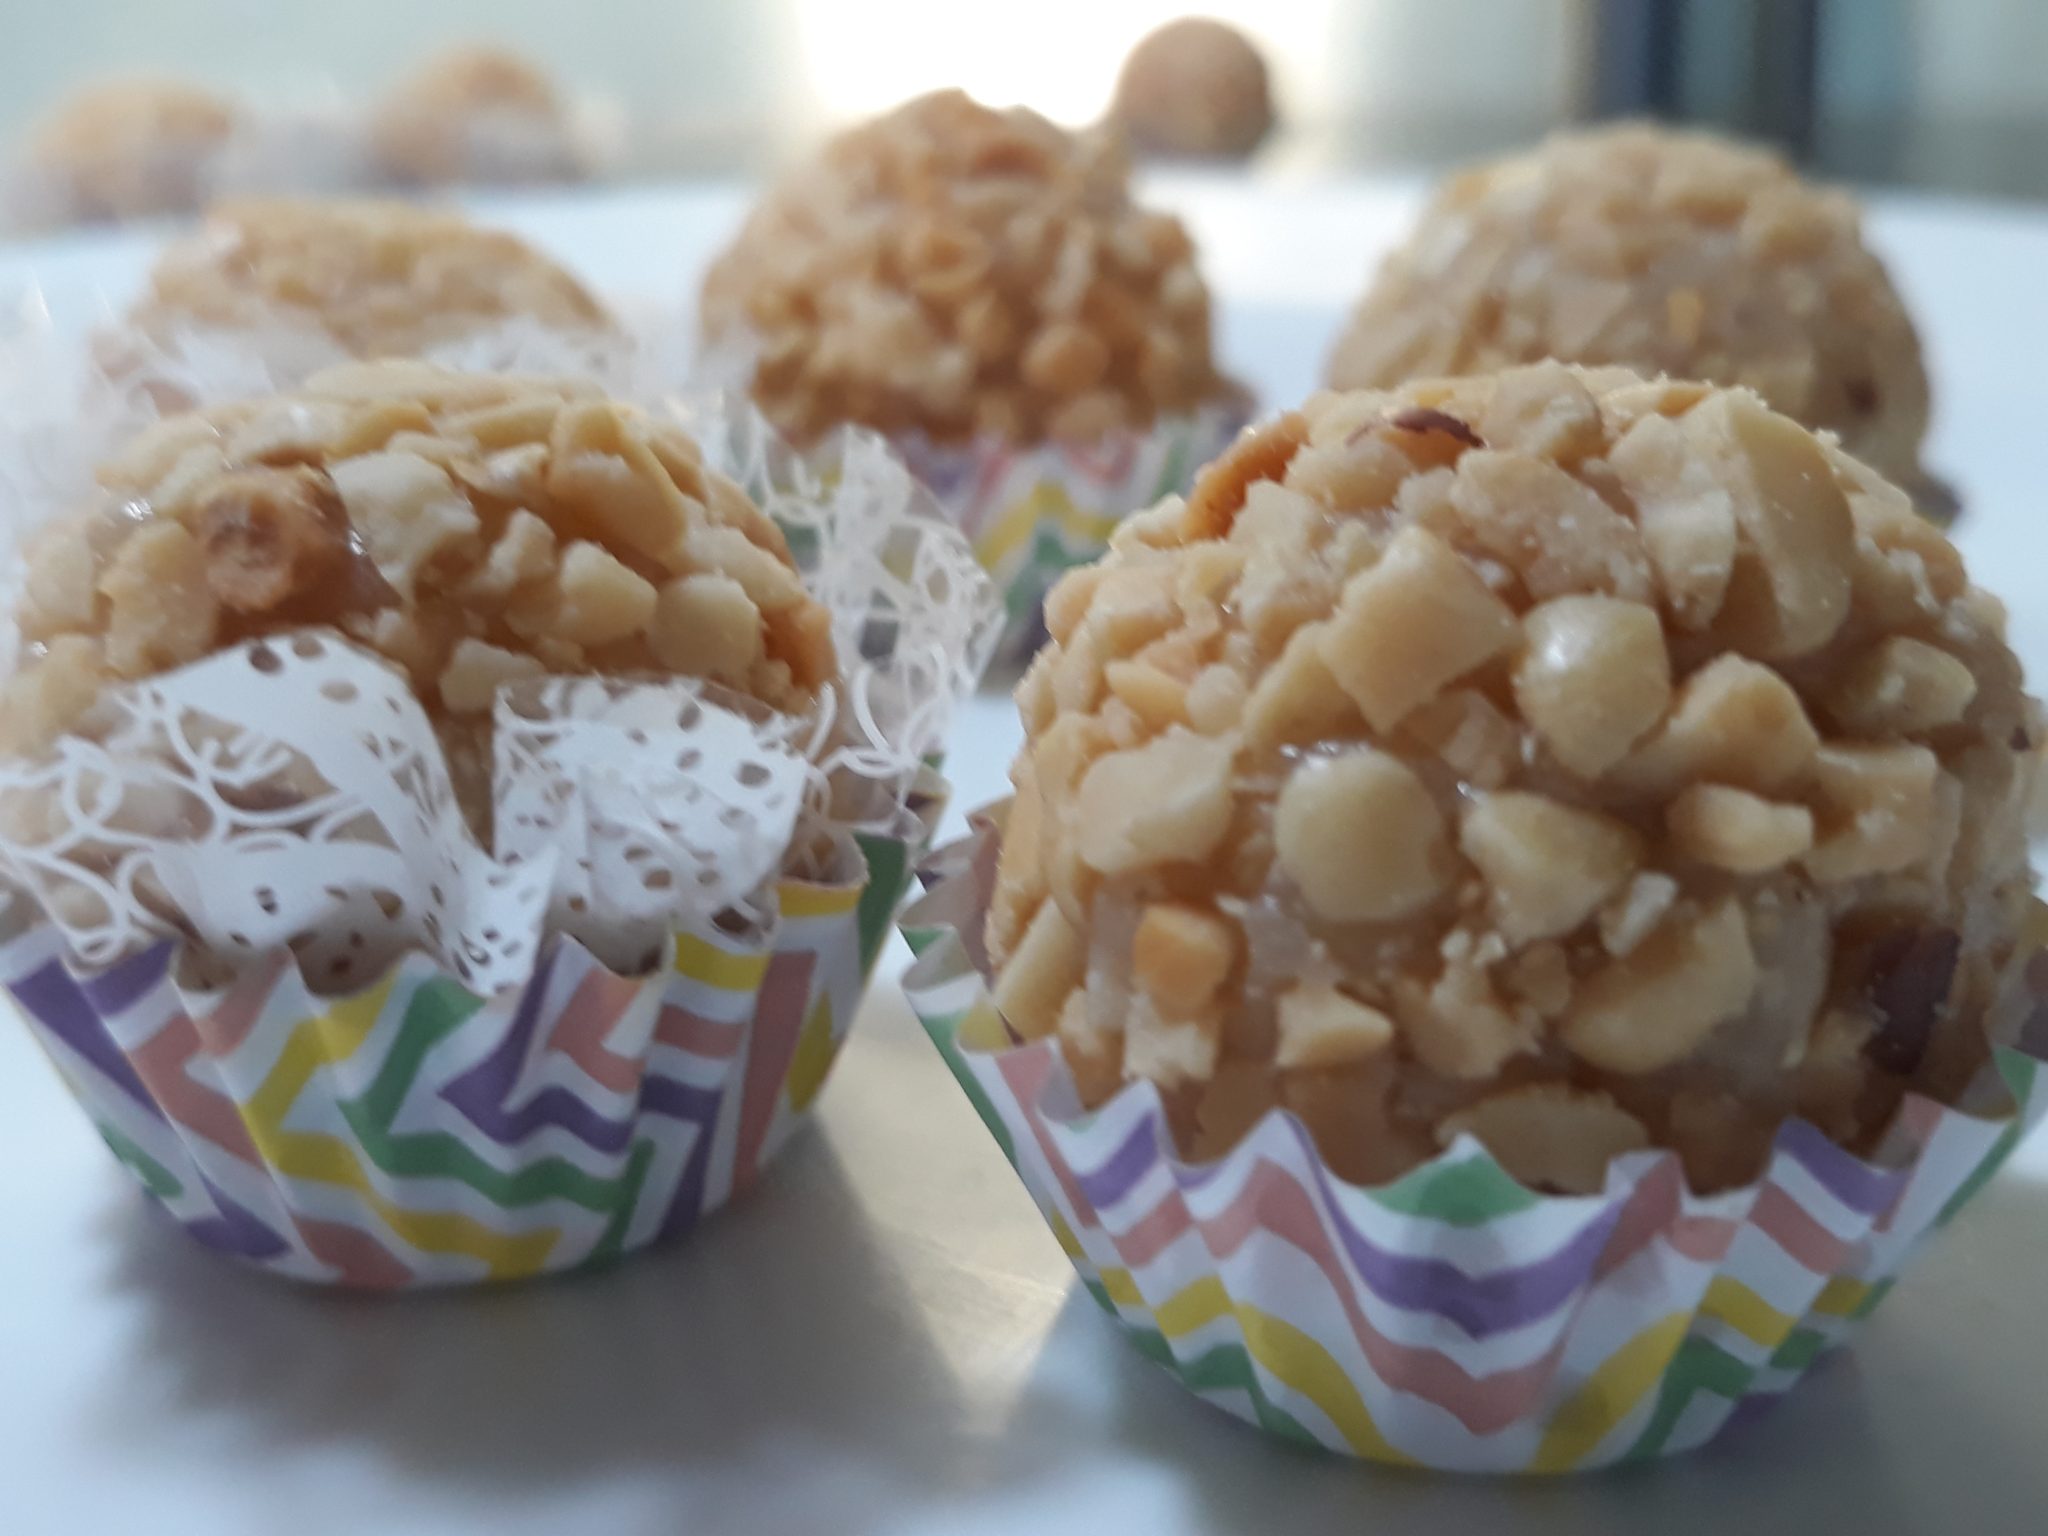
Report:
544,968,651,1095
130,1010,262,1165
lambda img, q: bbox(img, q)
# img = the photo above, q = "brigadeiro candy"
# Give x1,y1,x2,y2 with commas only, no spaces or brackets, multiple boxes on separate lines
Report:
1328,126,1949,516
9,77,235,227
903,363,2048,1467
700,88,1250,663
0,358,995,1286
127,198,616,365
1110,17,1275,160
370,45,588,187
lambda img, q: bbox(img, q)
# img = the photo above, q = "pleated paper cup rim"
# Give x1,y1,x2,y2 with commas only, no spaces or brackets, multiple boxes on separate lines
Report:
886,399,1253,667
4,769,946,1291
898,811,2048,1471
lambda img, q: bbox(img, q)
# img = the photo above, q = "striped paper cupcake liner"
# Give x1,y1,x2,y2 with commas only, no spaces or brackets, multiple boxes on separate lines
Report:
899,819,2048,1471
2,787,938,1290
892,402,1250,670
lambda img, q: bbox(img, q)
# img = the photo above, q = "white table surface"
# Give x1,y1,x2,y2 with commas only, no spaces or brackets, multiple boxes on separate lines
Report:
2,176,2047,1535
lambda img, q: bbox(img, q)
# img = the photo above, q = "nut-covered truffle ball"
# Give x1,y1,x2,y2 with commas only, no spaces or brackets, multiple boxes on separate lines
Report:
371,45,581,187
989,363,2040,1194
1110,17,1275,160
129,198,614,361
700,89,1237,447
1327,125,1934,499
21,77,235,223
4,362,837,828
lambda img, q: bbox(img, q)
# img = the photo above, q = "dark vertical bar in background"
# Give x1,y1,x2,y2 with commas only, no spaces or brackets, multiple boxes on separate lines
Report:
1584,0,1682,118
1743,0,1822,158
1578,0,1823,162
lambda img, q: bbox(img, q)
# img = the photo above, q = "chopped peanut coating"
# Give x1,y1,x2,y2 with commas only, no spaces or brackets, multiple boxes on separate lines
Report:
701,89,1237,446
1327,124,1934,499
1,363,838,837
132,199,611,361
988,365,2041,1194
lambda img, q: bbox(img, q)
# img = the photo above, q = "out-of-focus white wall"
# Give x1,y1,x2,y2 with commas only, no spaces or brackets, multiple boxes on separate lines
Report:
0,0,1579,165
1909,0,2048,120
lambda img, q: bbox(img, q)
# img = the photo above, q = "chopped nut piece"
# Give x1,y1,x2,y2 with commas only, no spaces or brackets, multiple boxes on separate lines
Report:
1449,449,1652,601
1184,414,1307,539
1125,995,1223,1087
1611,654,1817,796
1667,784,1813,872
1460,792,1641,944
1276,984,1395,1069
1321,525,1519,732
1075,729,1237,875
1394,951,1534,1079
1243,623,1359,750
649,573,766,686
1563,898,1758,1073
1692,390,1853,659
330,449,481,600
991,899,1084,1040
1824,636,1977,737
99,521,219,678
1599,871,1679,957
1803,741,1940,881
1400,688,1521,789
1514,596,1671,777
1608,411,1738,629
1275,750,1452,923
1133,902,1240,1017
1439,1086,1650,1193
194,465,360,615
438,639,545,713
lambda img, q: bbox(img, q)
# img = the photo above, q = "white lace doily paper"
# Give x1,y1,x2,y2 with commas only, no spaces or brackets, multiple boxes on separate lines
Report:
0,326,1000,990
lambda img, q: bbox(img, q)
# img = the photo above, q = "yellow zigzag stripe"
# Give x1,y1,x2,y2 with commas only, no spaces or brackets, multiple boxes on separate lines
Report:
1530,1313,1692,1473
1812,1276,1873,1317
777,880,864,921
1698,1276,1798,1350
237,976,558,1279
1098,1262,1414,1466
974,483,1121,575
670,877,857,985
672,933,772,991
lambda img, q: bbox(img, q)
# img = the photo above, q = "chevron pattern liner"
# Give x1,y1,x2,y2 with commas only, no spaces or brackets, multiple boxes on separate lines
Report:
900,820,2048,1471
3,797,932,1290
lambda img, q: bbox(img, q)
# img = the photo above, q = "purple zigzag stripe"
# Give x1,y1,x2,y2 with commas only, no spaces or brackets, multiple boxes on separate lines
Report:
645,1076,727,1239
1775,1118,1909,1218
80,941,173,1015
1073,1114,1167,1210
439,946,636,1157
180,1174,290,1261
1289,1112,1626,1340
1064,1096,1623,1339
10,959,163,1118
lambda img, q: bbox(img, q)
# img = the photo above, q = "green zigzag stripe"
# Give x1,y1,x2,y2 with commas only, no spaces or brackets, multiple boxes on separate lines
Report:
1625,1335,1757,1461
337,977,657,1256
1079,1274,1325,1451
99,1120,183,1201
853,832,912,977
1767,1326,1829,1374
1371,1154,1542,1225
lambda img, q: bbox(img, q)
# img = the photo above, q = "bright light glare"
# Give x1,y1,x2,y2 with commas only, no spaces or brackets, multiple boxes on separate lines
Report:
793,0,1336,126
